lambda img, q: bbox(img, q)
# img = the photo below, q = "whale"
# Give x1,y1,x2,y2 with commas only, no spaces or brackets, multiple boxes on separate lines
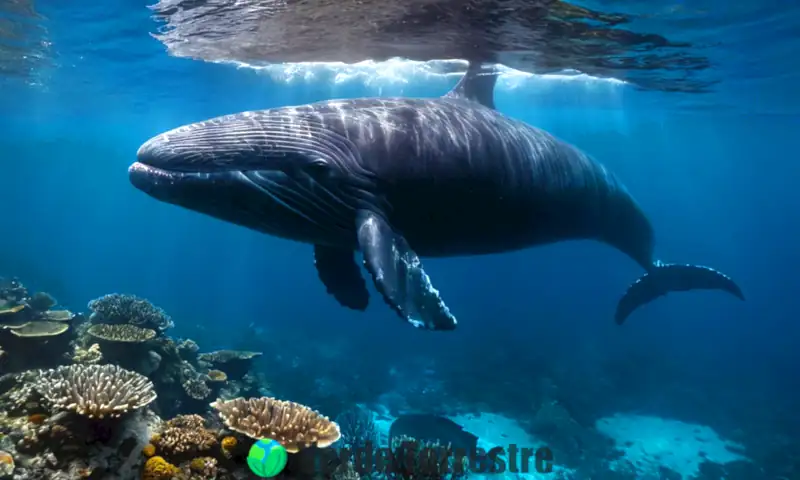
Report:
129,63,744,330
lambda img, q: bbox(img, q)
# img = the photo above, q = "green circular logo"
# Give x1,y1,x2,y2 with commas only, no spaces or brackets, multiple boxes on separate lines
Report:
247,438,288,478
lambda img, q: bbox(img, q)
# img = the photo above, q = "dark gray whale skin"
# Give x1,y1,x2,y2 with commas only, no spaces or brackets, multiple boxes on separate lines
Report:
130,63,744,330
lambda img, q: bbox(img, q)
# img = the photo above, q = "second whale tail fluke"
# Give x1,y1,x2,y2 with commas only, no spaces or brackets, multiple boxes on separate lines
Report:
615,262,745,325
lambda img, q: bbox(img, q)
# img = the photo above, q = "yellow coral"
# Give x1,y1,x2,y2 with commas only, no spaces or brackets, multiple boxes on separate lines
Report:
221,436,237,450
220,436,237,458
150,433,161,444
142,444,156,457
142,456,179,480
189,457,206,472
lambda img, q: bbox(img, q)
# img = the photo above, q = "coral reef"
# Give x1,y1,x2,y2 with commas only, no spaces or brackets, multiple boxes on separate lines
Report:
211,396,341,453
335,405,379,449
150,414,217,460
197,350,261,380
88,323,157,343
35,364,157,419
88,293,173,333
71,343,103,365
0,277,331,479
142,455,180,480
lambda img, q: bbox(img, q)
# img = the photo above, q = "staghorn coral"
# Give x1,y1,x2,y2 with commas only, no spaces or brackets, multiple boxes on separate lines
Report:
142,456,180,480
152,414,217,458
211,397,341,453
87,323,156,343
35,364,157,418
88,293,173,332
71,343,103,365
182,378,211,400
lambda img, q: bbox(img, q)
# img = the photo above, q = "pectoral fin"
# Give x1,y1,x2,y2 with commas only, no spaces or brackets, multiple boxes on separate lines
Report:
355,210,457,331
313,245,369,311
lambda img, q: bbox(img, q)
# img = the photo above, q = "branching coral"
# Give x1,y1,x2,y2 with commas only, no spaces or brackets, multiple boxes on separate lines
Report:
88,293,173,332
35,364,157,418
153,414,217,458
336,405,378,448
189,456,217,477
71,343,103,364
182,378,211,400
210,397,341,453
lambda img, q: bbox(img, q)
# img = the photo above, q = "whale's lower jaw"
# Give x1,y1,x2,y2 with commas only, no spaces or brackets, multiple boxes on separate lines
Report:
128,162,357,246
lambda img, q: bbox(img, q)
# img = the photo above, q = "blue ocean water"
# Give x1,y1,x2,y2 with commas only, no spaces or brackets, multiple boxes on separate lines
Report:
1,0,798,479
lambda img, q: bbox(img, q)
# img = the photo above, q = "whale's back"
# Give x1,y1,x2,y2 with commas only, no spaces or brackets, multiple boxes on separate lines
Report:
321,96,655,266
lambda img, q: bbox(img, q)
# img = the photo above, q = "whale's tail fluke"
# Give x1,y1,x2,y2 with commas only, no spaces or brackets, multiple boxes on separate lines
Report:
615,262,744,324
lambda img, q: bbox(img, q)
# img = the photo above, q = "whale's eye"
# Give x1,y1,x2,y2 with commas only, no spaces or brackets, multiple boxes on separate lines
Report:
308,158,328,169
304,157,331,177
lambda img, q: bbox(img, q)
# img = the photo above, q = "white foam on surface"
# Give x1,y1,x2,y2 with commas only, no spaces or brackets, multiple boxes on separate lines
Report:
224,57,627,91
596,413,749,479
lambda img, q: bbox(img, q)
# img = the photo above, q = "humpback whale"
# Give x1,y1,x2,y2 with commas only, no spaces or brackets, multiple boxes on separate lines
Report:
129,63,743,330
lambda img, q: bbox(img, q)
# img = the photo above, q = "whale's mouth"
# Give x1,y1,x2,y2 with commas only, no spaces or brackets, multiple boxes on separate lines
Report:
129,161,180,179
128,161,221,198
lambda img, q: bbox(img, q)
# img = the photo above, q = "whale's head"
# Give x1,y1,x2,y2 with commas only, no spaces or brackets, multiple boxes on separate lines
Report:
129,109,368,243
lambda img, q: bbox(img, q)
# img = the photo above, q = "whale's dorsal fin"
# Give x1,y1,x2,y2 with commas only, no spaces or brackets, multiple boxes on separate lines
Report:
444,62,500,109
